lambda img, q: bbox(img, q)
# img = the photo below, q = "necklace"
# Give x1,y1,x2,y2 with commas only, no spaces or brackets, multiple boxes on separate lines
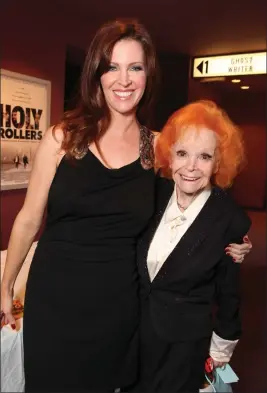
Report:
177,192,198,212
170,192,198,231
177,201,188,211
177,185,212,213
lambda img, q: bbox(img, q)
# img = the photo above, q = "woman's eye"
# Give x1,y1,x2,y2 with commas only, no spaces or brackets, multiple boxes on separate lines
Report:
200,153,212,160
130,65,144,71
176,150,187,157
108,65,117,71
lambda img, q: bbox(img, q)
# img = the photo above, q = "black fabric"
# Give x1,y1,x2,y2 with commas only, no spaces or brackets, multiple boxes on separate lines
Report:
135,181,251,392
137,182,251,342
133,299,210,393
23,151,155,392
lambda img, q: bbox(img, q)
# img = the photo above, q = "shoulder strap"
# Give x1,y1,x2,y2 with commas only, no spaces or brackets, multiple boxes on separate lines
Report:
139,126,155,169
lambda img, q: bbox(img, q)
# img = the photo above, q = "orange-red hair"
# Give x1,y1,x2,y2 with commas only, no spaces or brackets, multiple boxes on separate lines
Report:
155,100,245,188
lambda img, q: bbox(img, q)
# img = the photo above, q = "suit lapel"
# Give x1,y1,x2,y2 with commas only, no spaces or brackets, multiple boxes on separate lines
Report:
140,177,173,283
147,176,174,244
152,187,230,283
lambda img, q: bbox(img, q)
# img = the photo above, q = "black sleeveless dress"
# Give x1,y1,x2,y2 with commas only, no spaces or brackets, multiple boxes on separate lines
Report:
23,128,155,392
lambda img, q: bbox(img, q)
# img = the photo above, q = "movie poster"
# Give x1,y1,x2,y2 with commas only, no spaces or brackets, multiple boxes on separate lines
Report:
1,69,51,190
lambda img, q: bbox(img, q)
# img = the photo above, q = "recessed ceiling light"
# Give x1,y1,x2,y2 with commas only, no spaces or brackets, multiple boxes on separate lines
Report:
201,77,226,83
232,79,241,83
241,86,250,90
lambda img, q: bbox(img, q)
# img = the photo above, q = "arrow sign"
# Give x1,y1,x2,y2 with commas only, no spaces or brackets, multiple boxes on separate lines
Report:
192,52,266,78
197,61,204,74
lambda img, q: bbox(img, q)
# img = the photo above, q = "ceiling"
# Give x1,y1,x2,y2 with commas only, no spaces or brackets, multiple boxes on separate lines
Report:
60,0,266,56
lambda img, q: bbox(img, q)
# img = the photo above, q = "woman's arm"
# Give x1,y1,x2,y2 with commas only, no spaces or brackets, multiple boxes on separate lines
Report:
1,127,64,327
210,208,251,366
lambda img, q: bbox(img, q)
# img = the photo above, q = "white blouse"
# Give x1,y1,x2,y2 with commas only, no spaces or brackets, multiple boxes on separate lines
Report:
147,185,238,362
147,186,211,282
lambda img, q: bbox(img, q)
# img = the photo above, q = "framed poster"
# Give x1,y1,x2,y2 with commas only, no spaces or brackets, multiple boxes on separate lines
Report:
0,69,51,190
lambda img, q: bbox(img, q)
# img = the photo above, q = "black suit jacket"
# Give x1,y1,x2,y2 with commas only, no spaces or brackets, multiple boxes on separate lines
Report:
137,178,251,342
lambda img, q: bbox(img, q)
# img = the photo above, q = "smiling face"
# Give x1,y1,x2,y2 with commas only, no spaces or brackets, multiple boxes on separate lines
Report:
100,39,147,117
170,127,218,195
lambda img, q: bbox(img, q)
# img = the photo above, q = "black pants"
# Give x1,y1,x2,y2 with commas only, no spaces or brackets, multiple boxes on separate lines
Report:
133,302,210,393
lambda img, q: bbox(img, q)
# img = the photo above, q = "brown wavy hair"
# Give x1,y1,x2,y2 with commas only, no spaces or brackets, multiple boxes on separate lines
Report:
155,100,246,188
54,19,159,159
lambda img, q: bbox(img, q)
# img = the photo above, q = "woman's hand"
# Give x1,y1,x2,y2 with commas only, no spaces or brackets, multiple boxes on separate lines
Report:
225,235,252,263
1,288,16,329
212,359,228,369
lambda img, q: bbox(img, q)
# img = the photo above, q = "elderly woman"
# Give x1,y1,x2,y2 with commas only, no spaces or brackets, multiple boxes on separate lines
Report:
136,100,251,393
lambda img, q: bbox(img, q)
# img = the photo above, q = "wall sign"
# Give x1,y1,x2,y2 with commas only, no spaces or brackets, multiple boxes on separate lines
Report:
1,69,51,190
192,52,266,78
